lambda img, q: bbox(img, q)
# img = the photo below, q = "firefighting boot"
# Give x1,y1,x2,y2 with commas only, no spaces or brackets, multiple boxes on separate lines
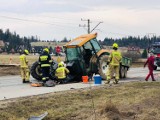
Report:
113,79,119,84
23,79,26,83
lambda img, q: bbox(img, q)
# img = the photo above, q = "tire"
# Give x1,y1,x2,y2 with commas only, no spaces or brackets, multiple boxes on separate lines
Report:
49,61,58,80
119,66,125,78
30,61,58,80
98,55,109,80
30,61,42,80
124,67,128,78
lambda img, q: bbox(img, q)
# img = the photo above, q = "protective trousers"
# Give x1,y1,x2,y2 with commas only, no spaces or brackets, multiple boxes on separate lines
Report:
20,67,30,82
41,67,50,83
107,65,120,83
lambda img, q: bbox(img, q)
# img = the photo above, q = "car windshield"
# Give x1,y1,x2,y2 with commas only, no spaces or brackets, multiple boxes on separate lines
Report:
153,47,160,53
66,48,80,61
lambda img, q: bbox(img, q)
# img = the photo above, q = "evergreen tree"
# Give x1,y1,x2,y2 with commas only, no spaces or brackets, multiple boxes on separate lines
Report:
142,49,148,58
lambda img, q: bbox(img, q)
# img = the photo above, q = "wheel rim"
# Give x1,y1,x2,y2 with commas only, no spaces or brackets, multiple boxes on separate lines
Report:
121,67,125,78
101,61,108,75
36,65,42,76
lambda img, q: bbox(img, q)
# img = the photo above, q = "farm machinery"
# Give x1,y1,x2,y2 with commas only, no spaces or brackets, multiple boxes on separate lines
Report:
30,33,132,82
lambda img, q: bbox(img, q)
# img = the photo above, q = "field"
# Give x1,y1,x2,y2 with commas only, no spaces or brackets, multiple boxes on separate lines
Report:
0,54,145,76
0,82,160,120
0,54,65,76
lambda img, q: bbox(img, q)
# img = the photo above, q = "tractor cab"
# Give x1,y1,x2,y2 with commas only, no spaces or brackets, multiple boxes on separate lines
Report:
63,33,108,81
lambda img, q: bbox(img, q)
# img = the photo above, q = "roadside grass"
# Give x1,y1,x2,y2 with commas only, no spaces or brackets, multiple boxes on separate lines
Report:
0,82,160,120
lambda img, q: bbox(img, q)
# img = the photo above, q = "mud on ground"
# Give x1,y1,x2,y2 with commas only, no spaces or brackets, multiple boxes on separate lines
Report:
0,66,20,76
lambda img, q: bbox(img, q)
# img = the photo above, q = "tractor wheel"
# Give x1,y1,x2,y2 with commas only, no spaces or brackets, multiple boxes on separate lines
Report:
119,66,125,78
30,61,42,80
98,55,109,80
124,67,128,78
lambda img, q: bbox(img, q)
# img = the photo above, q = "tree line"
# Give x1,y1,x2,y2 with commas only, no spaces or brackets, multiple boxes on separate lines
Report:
1,28,160,54
0,29,39,53
102,36,160,49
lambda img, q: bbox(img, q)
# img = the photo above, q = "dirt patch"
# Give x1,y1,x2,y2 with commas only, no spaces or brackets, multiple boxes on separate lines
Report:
0,66,20,76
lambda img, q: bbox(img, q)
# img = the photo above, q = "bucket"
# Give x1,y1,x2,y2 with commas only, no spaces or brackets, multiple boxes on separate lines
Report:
94,75,102,84
82,76,88,83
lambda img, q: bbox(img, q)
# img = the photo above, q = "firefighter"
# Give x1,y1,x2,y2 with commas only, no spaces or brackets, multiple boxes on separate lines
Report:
19,49,30,83
144,53,156,81
55,62,70,84
39,48,52,84
106,43,122,84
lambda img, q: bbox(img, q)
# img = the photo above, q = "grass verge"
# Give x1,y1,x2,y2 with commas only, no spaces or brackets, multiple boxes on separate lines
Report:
0,82,160,120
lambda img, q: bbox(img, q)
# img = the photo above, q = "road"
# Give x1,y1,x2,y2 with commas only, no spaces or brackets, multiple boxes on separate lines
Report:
0,67,159,100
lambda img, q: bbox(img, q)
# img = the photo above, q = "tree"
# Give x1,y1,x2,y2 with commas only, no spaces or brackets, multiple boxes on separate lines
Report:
142,49,148,58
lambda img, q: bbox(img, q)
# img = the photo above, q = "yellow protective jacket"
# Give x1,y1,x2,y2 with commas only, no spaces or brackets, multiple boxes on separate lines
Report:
108,50,122,66
19,54,28,68
55,67,70,79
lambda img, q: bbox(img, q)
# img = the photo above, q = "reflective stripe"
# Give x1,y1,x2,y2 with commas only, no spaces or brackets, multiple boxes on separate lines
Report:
41,64,50,67
40,56,48,61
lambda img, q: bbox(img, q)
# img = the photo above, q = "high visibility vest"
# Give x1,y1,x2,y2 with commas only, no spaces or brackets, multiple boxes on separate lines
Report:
19,54,28,68
39,52,52,67
55,67,70,79
109,50,122,66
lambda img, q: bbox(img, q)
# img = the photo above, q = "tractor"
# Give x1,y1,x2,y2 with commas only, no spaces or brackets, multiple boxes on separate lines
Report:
30,33,132,82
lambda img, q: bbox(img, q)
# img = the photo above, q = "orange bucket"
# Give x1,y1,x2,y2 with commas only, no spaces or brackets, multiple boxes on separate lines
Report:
82,76,88,83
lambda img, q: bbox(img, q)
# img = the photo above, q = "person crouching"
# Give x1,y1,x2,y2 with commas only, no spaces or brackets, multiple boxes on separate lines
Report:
55,62,70,84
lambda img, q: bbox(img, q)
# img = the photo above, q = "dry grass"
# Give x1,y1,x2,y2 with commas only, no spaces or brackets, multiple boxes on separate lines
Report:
0,54,65,76
0,82,160,120
0,54,65,65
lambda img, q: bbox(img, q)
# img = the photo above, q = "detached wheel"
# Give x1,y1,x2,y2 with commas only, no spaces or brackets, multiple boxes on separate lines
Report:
30,61,42,80
49,61,58,80
98,55,109,80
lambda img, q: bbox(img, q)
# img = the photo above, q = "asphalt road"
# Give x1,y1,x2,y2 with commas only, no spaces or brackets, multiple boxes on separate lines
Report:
0,67,159,100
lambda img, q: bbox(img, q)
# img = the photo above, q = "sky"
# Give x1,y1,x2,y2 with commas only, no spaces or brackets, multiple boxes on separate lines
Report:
0,0,160,41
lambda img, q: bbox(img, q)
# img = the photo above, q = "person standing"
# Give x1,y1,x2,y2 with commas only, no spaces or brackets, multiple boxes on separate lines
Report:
56,46,61,56
19,49,30,83
39,48,52,84
106,43,122,84
144,53,156,81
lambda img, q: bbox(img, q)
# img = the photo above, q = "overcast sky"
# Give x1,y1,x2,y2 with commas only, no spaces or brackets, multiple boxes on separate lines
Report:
0,0,160,40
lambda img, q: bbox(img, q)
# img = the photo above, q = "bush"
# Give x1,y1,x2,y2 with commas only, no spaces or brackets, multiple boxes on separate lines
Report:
122,51,141,62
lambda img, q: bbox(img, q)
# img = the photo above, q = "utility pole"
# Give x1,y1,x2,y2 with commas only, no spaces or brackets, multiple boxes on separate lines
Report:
79,19,103,34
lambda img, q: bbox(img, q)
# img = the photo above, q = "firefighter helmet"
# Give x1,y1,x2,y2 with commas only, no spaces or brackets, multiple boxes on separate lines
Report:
24,49,29,55
58,62,64,67
43,48,49,53
112,43,118,48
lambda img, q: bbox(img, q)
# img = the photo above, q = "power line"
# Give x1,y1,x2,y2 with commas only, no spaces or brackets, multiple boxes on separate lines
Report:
79,18,103,34
0,15,77,28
